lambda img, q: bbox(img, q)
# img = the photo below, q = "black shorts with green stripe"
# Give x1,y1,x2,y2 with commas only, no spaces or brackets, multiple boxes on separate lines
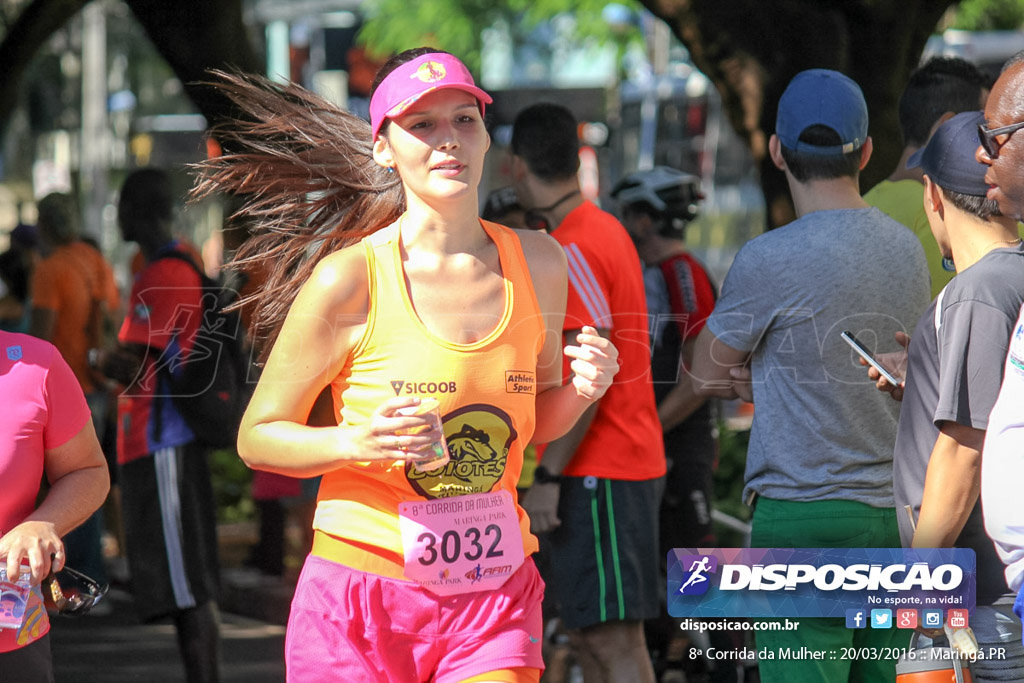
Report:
546,474,664,630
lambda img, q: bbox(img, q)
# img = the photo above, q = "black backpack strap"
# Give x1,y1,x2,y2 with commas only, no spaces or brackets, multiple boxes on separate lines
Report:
152,249,206,281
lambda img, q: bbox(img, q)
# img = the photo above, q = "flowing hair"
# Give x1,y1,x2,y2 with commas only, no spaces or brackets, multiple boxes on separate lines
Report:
191,70,405,360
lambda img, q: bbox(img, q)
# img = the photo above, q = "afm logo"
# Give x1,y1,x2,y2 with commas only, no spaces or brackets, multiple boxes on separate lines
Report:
465,564,513,583
391,380,458,396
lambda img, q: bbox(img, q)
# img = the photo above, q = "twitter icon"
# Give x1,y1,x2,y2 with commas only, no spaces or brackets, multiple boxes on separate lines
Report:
870,609,892,629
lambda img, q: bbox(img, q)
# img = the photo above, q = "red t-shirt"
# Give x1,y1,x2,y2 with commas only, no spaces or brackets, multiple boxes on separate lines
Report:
550,201,665,480
117,244,202,463
659,252,717,342
1,332,91,652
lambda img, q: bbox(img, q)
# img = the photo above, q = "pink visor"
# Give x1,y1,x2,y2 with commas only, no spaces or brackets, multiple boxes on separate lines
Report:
369,52,492,140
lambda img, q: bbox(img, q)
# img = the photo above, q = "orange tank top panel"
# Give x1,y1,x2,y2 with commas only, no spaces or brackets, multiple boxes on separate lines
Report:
315,220,545,570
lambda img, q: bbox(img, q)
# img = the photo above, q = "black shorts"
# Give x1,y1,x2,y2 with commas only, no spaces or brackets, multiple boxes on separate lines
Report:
660,452,715,553
0,634,53,682
546,475,664,630
121,442,220,622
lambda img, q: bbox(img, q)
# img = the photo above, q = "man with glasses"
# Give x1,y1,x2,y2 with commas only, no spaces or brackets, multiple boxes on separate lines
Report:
977,117,1024,161
977,50,1024,649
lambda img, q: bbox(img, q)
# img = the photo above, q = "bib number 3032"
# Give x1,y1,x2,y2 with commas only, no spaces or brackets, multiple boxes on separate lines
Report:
398,490,524,596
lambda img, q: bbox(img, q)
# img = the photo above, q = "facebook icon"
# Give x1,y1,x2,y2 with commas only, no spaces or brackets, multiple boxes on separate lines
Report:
846,609,866,629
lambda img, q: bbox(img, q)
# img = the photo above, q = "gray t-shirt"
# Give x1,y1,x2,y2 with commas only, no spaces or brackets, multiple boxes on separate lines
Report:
893,244,1024,603
706,207,929,507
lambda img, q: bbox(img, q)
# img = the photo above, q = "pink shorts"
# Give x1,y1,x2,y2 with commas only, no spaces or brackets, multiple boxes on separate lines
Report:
285,554,545,683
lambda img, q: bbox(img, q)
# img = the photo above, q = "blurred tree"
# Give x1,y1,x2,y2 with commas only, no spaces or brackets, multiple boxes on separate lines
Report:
954,0,1024,30
0,0,260,141
0,0,90,136
637,0,959,226
357,0,641,75
358,0,967,225
1,0,1016,224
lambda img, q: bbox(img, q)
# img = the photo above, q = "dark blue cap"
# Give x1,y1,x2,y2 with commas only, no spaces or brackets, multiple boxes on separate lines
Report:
10,223,38,249
776,69,869,157
907,111,989,196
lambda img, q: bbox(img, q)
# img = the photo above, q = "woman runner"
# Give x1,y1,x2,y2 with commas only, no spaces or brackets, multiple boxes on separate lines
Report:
197,48,619,682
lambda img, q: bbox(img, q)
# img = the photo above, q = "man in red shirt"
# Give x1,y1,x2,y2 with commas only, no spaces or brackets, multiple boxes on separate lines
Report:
97,168,222,683
512,103,665,683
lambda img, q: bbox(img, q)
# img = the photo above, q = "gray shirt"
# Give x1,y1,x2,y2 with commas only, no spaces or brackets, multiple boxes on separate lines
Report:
706,207,929,507
893,244,1024,603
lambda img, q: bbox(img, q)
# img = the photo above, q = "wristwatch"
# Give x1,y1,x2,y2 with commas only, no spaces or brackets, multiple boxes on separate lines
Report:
532,465,562,485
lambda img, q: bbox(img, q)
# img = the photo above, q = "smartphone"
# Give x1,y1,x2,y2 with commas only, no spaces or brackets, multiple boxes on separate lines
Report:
841,331,902,386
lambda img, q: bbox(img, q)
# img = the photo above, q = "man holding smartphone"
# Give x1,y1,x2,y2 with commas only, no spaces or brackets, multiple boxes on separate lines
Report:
883,110,1024,680
691,70,929,683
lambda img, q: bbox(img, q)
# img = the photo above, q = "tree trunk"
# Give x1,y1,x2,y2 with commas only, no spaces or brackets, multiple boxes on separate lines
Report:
0,0,91,138
0,0,261,141
124,0,261,136
638,0,956,227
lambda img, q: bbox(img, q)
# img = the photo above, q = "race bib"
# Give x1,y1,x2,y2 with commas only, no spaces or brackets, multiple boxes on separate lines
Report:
398,490,524,596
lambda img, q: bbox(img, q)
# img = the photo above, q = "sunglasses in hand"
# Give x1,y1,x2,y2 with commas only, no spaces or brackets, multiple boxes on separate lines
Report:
42,566,109,617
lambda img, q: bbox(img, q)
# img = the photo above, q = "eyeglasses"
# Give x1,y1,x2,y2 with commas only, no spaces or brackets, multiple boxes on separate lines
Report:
42,566,109,617
978,120,1024,159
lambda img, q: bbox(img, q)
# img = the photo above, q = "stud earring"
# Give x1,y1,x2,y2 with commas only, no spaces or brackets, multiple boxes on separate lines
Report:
386,166,395,174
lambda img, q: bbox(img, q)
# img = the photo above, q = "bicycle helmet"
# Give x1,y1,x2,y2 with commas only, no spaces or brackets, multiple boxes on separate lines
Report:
611,166,702,234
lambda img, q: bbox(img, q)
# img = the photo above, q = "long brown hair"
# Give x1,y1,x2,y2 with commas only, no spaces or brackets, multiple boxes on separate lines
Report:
192,71,404,359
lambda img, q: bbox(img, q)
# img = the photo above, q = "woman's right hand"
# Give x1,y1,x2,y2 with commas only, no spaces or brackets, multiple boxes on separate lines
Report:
354,397,447,463
0,521,65,586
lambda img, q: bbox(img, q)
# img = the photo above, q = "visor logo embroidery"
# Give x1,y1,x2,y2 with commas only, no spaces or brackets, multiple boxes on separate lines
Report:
412,61,447,83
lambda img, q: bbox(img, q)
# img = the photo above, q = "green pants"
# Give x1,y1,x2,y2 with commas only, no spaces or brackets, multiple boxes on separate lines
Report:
751,497,907,683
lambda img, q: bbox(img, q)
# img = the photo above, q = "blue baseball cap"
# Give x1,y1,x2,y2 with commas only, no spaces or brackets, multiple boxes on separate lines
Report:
907,111,989,196
776,69,868,156
10,223,37,249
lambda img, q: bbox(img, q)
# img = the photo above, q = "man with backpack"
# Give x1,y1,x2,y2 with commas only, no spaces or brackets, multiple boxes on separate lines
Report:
96,168,222,683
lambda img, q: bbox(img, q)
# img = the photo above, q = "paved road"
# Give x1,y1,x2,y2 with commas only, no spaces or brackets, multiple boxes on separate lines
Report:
48,586,287,682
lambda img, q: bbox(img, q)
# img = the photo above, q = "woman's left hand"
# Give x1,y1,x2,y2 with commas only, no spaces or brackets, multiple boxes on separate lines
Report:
564,325,619,401
0,521,64,586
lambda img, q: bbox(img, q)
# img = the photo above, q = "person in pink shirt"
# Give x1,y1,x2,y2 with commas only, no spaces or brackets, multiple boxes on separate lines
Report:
0,330,109,682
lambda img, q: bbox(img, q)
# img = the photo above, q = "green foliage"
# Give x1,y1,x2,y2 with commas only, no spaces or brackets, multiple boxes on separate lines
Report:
357,0,643,74
208,448,255,524
712,421,752,548
954,0,1024,31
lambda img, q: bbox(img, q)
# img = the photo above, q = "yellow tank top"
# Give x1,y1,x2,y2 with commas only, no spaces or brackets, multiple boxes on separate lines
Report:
313,219,544,574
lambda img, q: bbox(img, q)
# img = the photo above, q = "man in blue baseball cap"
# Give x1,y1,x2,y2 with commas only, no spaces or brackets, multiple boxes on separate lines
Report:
877,110,1024,680
692,69,930,682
